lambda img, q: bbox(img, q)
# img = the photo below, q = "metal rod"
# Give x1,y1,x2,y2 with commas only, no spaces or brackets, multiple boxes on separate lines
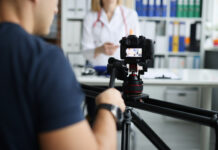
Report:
81,84,106,93
126,101,215,127
131,111,170,150
149,98,217,117
121,120,127,150
109,68,116,88
121,109,132,150
216,128,218,150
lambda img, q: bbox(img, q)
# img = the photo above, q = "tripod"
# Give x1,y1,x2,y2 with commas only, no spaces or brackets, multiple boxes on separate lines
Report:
81,60,218,150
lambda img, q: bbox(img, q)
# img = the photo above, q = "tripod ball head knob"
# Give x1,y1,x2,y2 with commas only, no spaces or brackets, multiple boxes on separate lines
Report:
123,73,143,96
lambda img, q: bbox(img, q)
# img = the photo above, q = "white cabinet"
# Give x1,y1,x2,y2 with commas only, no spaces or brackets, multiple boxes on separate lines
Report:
64,21,82,53
61,0,90,66
64,0,87,19
164,88,199,122
165,88,199,107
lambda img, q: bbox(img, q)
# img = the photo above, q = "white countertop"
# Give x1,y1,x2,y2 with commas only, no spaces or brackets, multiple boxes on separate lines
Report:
74,68,218,87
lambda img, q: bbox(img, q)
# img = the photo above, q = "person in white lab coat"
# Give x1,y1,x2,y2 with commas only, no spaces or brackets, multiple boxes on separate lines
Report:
82,0,140,66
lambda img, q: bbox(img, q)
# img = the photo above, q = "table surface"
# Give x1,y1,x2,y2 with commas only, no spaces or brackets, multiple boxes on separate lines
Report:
74,68,218,87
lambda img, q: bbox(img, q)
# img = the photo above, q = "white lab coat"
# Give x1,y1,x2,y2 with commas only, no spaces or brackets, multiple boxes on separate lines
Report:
81,5,140,66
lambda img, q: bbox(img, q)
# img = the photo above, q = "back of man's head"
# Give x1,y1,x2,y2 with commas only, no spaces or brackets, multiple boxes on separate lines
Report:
0,0,59,35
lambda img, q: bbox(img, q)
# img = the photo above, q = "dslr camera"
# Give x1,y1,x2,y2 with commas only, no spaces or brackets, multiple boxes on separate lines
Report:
120,35,154,65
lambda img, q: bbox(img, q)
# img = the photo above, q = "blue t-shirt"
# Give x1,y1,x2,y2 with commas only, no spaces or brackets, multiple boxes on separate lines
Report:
0,22,85,150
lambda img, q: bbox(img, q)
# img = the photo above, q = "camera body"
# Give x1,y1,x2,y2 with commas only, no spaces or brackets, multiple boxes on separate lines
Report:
108,35,154,97
120,35,154,64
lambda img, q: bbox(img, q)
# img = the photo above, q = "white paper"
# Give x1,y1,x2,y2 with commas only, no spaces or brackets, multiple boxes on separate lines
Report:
144,70,180,80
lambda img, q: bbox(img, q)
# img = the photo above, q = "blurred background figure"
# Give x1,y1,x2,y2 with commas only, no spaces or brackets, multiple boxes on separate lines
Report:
81,0,140,66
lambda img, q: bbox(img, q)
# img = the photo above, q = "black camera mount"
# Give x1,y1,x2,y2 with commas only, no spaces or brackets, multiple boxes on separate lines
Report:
106,57,218,150
82,60,218,150
107,57,148,102
82,35,218,150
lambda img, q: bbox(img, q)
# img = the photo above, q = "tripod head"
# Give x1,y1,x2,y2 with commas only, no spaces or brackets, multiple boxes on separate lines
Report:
107,35,154,101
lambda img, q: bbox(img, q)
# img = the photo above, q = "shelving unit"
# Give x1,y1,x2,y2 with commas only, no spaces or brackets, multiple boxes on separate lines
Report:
138,0,206,69
139,17,202,22
155,51,200,56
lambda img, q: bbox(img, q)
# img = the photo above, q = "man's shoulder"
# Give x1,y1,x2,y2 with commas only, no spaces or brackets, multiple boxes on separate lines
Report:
27,36,65,69
26,35,64,63
9,23,61,55
33,36,62,55
8,23,65,68
0,22,62,59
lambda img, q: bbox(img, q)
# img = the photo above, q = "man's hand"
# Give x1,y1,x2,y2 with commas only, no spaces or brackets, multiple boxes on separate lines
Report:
40,88,125,150
96,88,125,112
94,42,119,58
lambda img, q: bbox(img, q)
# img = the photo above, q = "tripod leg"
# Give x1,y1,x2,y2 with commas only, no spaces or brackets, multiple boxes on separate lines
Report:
85,97,96,125
109,68,116,88
131,111,170,150
215,128,218,150
121,109,132,150
130,128,136,150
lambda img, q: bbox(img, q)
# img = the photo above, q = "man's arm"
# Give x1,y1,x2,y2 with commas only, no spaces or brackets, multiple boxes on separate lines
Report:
39,88,125,150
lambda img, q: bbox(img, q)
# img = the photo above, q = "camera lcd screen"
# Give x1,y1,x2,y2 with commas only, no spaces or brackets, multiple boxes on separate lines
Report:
126,48,142,57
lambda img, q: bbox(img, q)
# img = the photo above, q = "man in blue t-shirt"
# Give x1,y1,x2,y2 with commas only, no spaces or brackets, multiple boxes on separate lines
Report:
0,0,125,150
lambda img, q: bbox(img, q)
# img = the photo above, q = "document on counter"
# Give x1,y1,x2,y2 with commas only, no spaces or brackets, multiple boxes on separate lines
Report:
144,70,181,80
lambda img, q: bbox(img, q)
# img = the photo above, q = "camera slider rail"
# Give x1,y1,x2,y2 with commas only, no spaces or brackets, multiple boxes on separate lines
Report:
81,84,218,150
